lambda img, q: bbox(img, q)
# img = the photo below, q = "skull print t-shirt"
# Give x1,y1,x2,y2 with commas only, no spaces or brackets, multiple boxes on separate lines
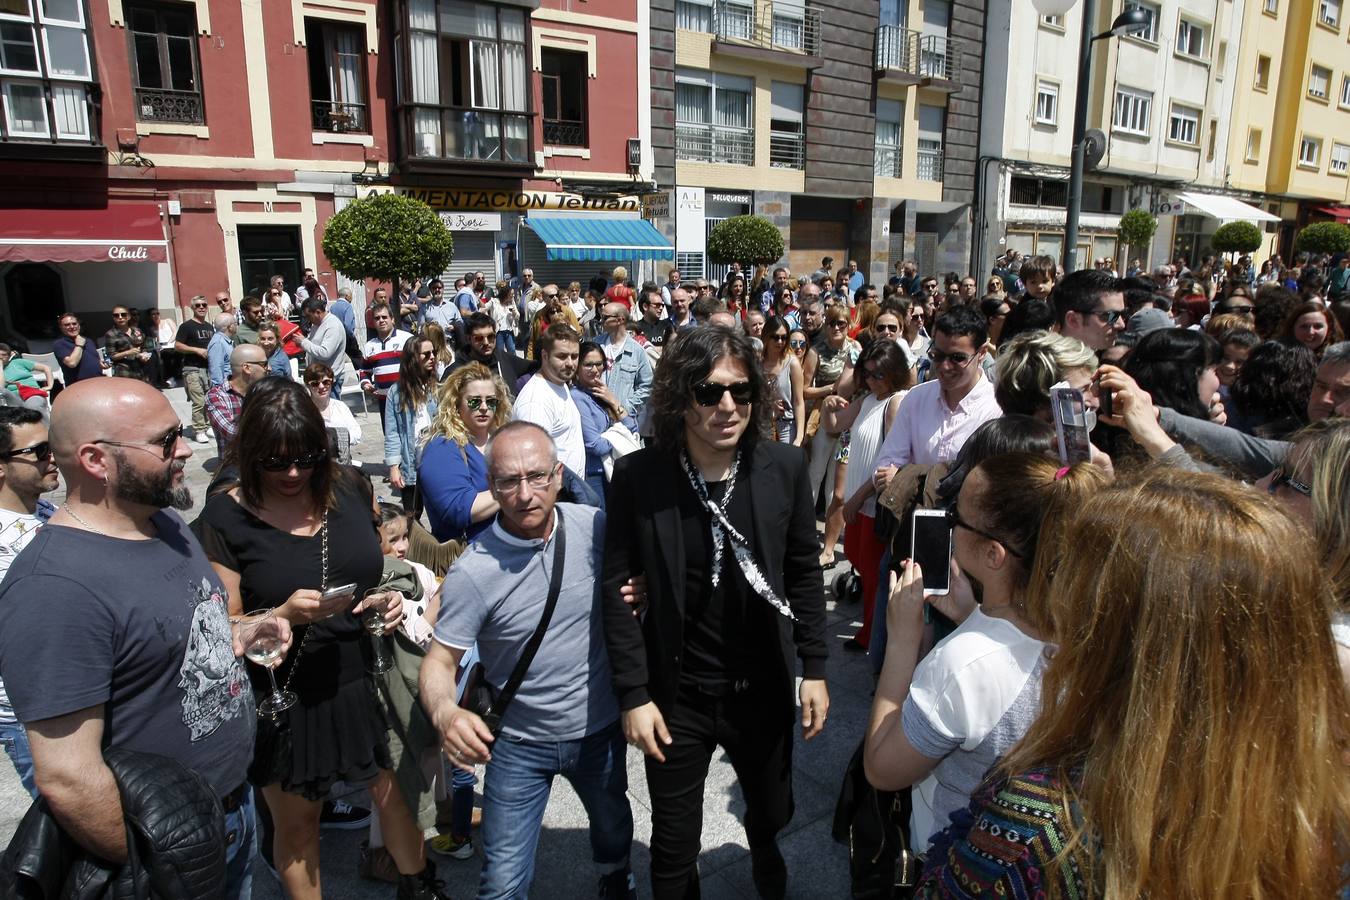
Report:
0,510,254,795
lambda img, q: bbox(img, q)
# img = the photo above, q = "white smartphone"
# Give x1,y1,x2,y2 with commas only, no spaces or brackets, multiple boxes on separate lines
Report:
1050,383,1092,466
910,509,952,596
319,582,357,604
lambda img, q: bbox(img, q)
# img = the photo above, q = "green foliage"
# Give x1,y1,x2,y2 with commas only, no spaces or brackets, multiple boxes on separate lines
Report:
321,192,454,286
1210,221,1263,255
706,215,785,266
1117,208,1158,249
1294,221,1350,255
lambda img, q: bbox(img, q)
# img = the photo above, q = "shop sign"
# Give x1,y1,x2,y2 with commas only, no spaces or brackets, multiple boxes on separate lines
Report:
707,192,752,205
438,212,503,231
376,187,640,213
108,245,151,260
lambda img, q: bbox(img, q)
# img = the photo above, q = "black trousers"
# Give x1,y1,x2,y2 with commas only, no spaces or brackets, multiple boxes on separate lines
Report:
646,679,795,900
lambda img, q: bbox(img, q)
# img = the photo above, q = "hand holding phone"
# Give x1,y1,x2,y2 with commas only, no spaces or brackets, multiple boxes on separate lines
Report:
1049,383,1091,466
910,509,952,596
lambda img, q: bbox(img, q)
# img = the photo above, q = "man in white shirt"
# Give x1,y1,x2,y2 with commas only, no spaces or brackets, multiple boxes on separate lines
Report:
511,324,585,477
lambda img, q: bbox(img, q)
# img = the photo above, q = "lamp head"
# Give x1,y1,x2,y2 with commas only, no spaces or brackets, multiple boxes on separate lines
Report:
1029,0,1077,15
1108,7,1152,36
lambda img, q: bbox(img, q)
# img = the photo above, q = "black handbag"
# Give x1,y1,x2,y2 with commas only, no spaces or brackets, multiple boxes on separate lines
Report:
463,507,566,736
832,738,919,899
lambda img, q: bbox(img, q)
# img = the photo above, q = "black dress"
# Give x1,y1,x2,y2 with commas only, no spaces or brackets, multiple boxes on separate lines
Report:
194,476,389,799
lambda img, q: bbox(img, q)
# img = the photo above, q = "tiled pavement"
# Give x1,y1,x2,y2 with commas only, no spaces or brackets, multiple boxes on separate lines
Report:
0,389,876,899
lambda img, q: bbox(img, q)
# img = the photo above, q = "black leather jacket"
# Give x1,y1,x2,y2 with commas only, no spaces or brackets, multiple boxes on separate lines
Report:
0,748,226,900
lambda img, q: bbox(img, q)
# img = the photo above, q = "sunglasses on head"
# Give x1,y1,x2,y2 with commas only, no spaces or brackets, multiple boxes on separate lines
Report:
692,381,754,407
258,450,328,472
465,396,498,411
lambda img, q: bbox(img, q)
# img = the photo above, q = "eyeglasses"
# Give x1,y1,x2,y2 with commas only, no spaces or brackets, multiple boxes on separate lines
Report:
1266,467,1311,497
771,333,788,342
94,424,185,460
0,441,52,461
1087,308,1126,325
491,467,558,493
947,507,1023,557
873,323,900,334
863,367,884,380
1219,305,1254,315
828,320,848,329
419,350,436,358
258,450,328,472
927,347,976,367
789,339,807,348
691,381,754,407
579,360,606,370
112,312,129,318
464,396,499,411
307,378,334,388
192,303,208,309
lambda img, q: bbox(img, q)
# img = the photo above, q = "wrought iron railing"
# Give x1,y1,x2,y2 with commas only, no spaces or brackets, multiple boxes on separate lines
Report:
874,26,960,85
916,144,944,182
543,118,586,146
675,123,755,166
769,129,804,168
312,100,369,133
713,0,820,55
874,144,902,178
403,106,531,163
135,87,204,124
918,34,959,81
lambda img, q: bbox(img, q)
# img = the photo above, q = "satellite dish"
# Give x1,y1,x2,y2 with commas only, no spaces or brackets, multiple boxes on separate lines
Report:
1083,129,1107,171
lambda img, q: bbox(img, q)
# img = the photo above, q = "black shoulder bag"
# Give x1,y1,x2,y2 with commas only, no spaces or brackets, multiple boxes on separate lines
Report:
464,508,566,736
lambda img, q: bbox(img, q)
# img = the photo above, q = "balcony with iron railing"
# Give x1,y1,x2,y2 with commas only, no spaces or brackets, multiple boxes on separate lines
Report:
873,26,961,91
398,105,535,173
135,87,204,125
676,123,755,166
712,0,822,66
312,100,369,134
916,143,944,182
874,144,902,178
769,128,804,168
543,118,586,147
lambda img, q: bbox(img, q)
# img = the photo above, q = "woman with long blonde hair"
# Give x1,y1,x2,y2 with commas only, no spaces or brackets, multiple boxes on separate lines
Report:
416,362,512,543
917,469,1350,899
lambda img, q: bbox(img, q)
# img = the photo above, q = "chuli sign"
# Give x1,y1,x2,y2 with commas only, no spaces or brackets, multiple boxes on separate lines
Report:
107,245,151,260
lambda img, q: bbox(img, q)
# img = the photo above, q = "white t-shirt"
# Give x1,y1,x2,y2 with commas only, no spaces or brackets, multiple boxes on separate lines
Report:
900,607,1046,850
0,500,55,724
512,375,585,476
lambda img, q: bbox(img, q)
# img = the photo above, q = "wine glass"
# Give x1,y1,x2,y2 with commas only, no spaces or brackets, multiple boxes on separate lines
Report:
363,589,395,674
237,608,296,716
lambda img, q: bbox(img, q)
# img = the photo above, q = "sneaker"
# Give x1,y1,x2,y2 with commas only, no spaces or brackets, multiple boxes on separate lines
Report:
397,862,452,900
320,798,372,830
194,432,210,444
598,867,637,899
358,839,400,883
428,832,474,860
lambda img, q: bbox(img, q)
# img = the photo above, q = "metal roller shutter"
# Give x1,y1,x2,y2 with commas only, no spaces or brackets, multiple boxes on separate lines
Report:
441,232,499,284
518,227,636,289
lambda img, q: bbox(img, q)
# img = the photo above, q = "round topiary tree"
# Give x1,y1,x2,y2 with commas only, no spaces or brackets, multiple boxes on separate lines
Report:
1210,221,1263,258
322,192,455,296
1295,221,1350,255
706,215,785,267
1117,208,1158,266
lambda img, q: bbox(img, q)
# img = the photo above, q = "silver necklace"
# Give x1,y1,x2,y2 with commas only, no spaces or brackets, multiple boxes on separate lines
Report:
63,505,104,535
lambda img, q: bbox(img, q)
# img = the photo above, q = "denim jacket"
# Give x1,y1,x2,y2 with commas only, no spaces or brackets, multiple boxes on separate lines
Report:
383,381,438,484
598,334,652,419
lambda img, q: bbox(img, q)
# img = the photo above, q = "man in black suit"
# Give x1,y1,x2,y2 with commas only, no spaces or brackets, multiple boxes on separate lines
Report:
444,312,537,399
601,326,829,900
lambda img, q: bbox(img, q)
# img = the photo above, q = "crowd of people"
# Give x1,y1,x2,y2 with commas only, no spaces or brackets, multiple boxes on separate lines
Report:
0,243,1346,900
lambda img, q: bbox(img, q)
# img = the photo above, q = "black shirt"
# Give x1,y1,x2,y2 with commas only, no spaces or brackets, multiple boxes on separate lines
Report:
635,317,673,349
677,468,775,690
175,319,213,367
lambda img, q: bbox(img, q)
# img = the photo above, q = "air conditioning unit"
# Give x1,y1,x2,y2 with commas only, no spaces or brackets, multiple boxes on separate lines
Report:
627,139,641,171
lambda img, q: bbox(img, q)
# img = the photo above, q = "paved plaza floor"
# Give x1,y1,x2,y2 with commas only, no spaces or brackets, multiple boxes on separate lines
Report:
0,389,876,899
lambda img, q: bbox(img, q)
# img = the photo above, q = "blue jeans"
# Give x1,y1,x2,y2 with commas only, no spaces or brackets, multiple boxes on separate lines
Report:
867,549,891,677
478,720,632,900
0,720,36,798
496,332,516,355
222,786,256,900
585,473,607,512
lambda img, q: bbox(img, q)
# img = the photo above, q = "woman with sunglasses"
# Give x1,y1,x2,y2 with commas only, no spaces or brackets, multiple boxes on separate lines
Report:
418,362,511,543
384,337,439,517
787,328,809,363
571,341,640,507
421,323,456,379
864,453,1107,856
195,380,448,900
303,362,361,447
759,316,805,446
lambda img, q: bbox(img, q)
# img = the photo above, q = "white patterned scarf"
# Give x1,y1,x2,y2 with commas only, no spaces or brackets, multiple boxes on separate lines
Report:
680,449,797,621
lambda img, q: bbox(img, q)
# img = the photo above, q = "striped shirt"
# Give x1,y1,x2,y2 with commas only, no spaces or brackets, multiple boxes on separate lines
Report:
361,329,412,396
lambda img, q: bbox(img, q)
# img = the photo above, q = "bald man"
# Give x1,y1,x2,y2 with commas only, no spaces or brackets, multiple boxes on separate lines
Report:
205,343,268,458
0,378,272,898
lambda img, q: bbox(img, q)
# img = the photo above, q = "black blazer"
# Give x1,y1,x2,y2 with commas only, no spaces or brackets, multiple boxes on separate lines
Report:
601,440,827,716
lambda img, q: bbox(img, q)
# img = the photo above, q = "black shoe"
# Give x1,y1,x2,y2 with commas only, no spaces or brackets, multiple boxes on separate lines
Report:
750,844,787,900
598,867,638,899
320,798,371,830
397,862,452,900
842,637,868,653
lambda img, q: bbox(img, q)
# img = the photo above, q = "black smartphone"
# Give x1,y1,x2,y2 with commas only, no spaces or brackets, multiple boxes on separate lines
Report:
1099,385,1114,419
1050,385,1091,465
910,509,952,596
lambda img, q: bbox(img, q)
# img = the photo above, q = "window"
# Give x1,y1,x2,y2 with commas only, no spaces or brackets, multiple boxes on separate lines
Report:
540,48,587,146
1041,14,1064,26
1112,86,1152,135
1009,175,1067,208
768,81,803,168
1254,54,1270,89
1175,18,1206,58
1309,64,1331,100
874,97,902,177
1245,128,1261,162
128,2,204,124
917,103,944,182
675,0,712,32
675,69,753,165
1215,40,1226,78
400,0,530,163
1342,75,1350,106
1124,1,1159,41
0,0,95,143
1319,0,1340,26
1205,119,1216,160
1167,104,1199,144
305,19,367,133
1331,142,1350,175
1264,0,1278,12
1299,135,1322,168
1034,79,1058,125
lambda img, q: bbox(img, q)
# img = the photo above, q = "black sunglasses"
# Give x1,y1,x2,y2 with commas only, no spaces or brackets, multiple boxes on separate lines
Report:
927,348,976,367
258,450,328,472
0,441,52,461
94,424,185,460
1266,467,1311,497
1087,308,1126,325
692,381,754,407
947,507,1023,557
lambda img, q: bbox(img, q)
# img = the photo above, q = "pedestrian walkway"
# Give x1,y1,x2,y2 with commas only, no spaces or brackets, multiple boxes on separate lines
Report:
0,393,873,898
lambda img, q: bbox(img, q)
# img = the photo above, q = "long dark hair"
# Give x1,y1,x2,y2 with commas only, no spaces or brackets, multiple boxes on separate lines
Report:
231,378,336,511
1230,340,1316,433
856,338,914,395
397,336,435,413
648,325,771,453
1124,328,1221,420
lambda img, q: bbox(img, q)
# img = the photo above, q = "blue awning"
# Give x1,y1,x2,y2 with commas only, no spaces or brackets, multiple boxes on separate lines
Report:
526,215,674,261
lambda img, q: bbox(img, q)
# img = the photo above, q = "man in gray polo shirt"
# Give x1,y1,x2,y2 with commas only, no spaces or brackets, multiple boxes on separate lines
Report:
420,421,636,900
